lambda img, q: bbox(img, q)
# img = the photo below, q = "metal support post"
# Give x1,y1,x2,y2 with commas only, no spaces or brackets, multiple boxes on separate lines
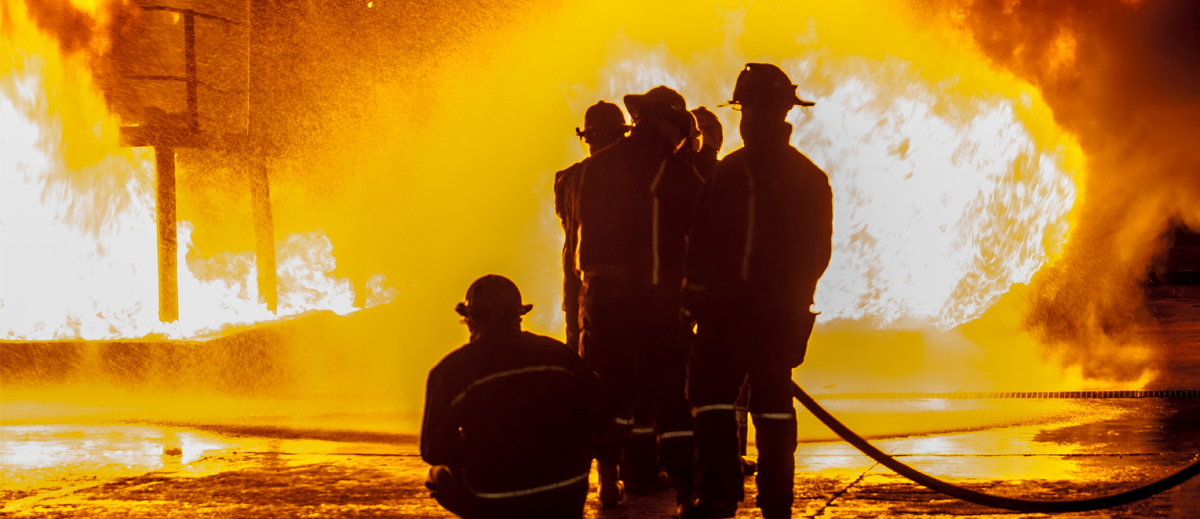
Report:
155,147,179,322
251,160,277,312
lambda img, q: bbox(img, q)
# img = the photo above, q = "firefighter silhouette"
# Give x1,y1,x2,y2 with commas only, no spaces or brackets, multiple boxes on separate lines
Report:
555,101,630,354
421,275,609,519
573,86,704,511
682,63,832,519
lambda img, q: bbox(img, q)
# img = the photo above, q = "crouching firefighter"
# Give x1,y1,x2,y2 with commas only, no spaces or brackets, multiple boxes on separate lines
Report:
421,275,610,519
574,86,704,511
682,63,833,519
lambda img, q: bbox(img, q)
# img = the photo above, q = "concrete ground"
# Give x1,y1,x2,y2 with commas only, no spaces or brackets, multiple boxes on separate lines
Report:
3,291,1199,517
3,395,1199,518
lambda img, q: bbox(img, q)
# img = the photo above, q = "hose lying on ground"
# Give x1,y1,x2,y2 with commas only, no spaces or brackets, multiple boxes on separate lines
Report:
792,381,1200,513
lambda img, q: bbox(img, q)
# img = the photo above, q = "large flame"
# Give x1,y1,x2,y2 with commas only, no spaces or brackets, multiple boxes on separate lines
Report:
556,5,1101,392
943,0,1200,382
1,0,389,340
5,0,1180,428
582,30,1078,329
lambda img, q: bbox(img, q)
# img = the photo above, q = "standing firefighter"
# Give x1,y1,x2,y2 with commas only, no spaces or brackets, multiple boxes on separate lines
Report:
575,86,703,511
421,275,609,519
683,64,833,519
555,101,630,353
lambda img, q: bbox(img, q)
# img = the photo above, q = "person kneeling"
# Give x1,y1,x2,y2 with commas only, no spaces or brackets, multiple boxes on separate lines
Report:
422,275,610,519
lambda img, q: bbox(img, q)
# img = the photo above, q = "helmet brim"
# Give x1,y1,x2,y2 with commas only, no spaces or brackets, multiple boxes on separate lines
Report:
726,95,815,109
455,302,534,318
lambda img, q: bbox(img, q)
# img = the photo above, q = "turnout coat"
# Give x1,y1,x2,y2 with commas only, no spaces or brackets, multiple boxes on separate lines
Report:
683,123,833,365
575,132,703,289
420,331,609,497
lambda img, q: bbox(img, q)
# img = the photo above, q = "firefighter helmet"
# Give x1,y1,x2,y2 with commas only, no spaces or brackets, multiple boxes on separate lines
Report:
575,100,631,138
455,274,533,318
623,85,693,136
728,63,815,109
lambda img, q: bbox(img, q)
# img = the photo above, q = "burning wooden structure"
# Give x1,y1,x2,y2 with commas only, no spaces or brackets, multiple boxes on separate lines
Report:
110,0,276,321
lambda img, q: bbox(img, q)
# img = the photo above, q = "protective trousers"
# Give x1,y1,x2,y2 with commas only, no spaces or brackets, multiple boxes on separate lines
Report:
579,274,694,499
624,381,666,491
688,318,799,518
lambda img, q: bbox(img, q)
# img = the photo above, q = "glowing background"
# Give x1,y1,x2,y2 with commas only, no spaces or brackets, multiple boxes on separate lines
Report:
6,0,1197,433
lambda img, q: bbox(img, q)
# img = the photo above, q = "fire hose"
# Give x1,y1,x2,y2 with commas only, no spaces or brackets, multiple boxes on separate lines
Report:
791,381,1200,512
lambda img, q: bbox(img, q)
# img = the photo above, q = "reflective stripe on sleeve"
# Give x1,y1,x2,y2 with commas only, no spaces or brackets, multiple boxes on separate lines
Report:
658,430,694,440
613,416,635,425
472,471,590,499
450,366,574,407
751,412,795,420
631,427,656,435
693,404,737,415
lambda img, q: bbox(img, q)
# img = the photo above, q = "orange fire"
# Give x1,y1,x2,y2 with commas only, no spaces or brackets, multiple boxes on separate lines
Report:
1,0,392,340
4,0,1182,412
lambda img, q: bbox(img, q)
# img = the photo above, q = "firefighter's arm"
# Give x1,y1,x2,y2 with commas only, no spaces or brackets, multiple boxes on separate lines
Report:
814,175,834,277
553,165,575,222
419,366,460,466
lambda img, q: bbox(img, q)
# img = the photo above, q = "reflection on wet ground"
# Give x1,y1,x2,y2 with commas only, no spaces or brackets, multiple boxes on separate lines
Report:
4,397,1199,517
4,293,1199,516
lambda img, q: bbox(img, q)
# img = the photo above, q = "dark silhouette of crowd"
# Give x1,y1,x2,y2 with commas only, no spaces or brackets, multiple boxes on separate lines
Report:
421,63,833,519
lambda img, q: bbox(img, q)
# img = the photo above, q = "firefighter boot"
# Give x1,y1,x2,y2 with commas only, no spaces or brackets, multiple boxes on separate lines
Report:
680,497,737,519
623,428,669,493
658,430,695,508
688,408,742,518
598,460,624,508
753,414,797,519
737,407,757,476
741,457,758,477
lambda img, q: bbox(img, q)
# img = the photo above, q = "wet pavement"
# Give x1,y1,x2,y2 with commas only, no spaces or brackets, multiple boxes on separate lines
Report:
3,292,1199,517
3,396,1199,518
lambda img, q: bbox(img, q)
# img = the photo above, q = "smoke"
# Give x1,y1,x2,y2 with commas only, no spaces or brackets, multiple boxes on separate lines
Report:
2,0,145,239
939,0,1200,379
16,0,140,106
19,0,100,56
